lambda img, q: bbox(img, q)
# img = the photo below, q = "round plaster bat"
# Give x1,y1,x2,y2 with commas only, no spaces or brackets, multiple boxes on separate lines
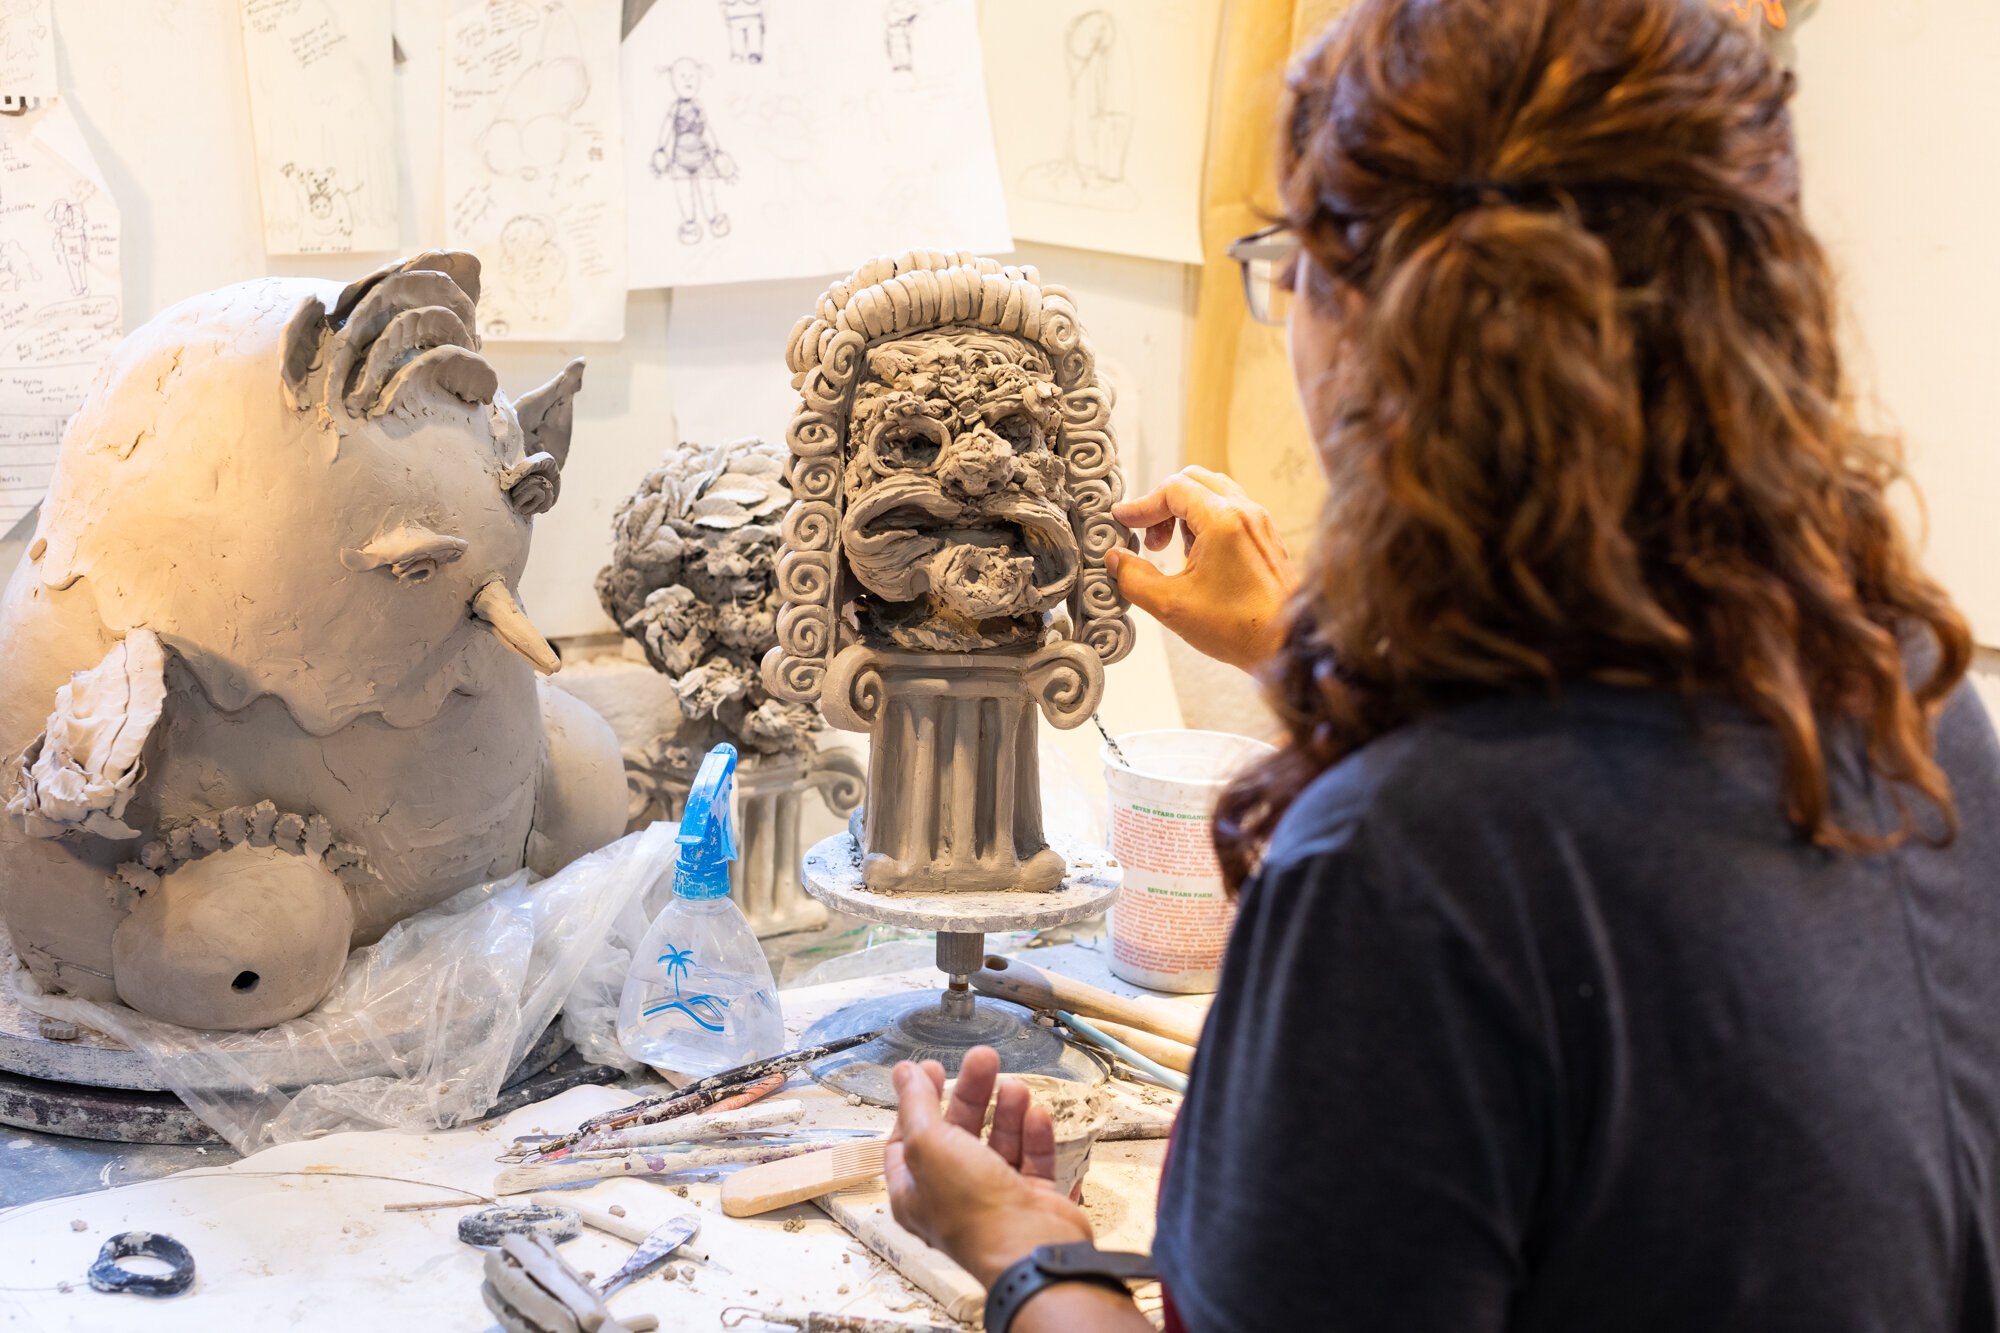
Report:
111,844,355,1030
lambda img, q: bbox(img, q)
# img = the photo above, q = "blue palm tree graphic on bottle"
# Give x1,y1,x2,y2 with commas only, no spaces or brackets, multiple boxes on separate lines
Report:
642,942,732,1033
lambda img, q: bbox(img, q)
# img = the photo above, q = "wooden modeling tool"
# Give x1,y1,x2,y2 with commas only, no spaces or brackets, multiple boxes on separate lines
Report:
970,956,1208,1047
1085,1018,1195,1073
722,1309,959,1332
720,1137,889,1217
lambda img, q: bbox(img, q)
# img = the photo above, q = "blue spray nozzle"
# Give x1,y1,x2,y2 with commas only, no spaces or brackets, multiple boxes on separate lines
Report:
674,743,738,900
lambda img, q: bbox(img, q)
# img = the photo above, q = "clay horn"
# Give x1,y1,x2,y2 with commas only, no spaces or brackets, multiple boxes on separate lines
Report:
471,580,561,675
515,358,584,470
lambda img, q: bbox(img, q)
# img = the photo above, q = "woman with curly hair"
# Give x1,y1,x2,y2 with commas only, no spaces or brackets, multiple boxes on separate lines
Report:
881,0,2000,1328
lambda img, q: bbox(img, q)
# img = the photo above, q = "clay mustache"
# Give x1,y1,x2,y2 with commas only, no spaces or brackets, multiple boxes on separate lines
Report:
841,475,1079,622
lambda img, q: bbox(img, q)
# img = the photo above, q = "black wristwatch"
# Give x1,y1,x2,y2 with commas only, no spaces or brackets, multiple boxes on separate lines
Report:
985,1241,1159,1332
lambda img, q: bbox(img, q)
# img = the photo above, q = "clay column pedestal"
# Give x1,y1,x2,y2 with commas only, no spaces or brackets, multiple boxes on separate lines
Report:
820,639,1103,895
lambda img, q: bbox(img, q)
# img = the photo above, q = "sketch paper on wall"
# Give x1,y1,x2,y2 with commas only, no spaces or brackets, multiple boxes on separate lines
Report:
445,0,627,341
238,0,400,255
623,0,1011,289
0,0,55,98
0,100,121,529
978,0,1219,265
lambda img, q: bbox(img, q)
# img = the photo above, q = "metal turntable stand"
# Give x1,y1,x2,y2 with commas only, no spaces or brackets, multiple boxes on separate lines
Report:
798,831,1122,1105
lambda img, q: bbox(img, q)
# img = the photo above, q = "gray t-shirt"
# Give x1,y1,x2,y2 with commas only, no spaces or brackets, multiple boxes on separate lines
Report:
1154,681,2000,1331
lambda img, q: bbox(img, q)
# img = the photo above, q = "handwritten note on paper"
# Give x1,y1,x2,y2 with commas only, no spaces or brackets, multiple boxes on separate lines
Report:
978,0,1219,265
0,101,121,529
445,0,626,342
0,0,56,99
623,0,1011,290
238,0,399,255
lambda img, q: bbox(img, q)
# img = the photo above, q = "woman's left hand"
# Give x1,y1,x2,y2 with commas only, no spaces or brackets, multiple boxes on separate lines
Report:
884,1046,1093,1287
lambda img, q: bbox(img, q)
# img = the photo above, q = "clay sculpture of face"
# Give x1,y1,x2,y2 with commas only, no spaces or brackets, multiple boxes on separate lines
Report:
842,330,1079,653
0,251,627,1030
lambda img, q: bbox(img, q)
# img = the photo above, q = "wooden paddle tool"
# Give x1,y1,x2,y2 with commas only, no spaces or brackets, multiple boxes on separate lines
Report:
720,1137,890,1217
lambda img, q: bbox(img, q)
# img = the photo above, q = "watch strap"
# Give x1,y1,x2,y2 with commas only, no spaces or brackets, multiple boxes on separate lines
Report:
984,1242,1158,1333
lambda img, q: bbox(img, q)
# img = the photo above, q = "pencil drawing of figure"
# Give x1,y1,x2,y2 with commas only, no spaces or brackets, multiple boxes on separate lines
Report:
282,163,361,245
1018,10,1138,212
0,239,40,294
884,0,920,74
478,3,590,185
651,58,738,246
720,0,766,64
0,0,46,72
46,199,87,296
485,214,571,336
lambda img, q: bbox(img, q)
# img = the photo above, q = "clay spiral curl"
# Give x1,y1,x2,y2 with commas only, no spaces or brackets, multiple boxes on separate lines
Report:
787,456,841,503
776,550,833,603
1062,431,1115,482
1025,644,1100,728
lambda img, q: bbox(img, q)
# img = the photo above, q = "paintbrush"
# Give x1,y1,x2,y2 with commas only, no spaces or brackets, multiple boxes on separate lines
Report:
528,1030,887,1158
570,1099,804,1155
720,1137,889,1217
496,1141,827,1195
526,1074,791,1162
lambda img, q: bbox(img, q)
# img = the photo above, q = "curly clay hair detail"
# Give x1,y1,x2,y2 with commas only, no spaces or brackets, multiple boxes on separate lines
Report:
1213,0,1971,891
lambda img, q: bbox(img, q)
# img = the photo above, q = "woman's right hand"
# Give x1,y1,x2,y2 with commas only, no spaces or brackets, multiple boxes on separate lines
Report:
1107,466,1298,672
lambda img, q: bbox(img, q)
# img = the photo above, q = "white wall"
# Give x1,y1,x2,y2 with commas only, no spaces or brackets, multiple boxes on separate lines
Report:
1789,1,2000,642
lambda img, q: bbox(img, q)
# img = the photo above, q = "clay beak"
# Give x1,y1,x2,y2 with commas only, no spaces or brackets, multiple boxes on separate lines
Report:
471,580,561,675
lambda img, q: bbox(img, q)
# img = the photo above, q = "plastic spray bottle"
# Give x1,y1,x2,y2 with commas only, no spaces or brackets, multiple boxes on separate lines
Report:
618,743,785,1078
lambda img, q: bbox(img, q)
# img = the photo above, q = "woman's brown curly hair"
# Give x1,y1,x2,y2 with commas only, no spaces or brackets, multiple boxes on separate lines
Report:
1214,0,1972,890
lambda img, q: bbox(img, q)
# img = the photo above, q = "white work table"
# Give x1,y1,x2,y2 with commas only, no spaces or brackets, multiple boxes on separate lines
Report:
0,943,1198,1331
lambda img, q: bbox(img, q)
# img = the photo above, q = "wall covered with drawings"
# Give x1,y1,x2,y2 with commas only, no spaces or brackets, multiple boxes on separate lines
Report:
0,0,1204,808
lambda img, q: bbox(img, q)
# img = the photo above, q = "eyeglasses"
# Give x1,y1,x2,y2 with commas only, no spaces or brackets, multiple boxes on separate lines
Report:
1226,224,1302,327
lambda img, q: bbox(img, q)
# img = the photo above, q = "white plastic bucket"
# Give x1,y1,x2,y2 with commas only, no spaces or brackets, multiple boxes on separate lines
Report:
1100,729,1275,993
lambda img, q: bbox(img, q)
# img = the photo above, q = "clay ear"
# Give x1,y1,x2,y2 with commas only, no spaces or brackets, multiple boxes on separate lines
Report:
515,358,584,470
280,295,327,411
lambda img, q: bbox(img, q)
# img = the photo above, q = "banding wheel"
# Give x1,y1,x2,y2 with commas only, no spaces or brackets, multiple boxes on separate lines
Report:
798,831,1121,1106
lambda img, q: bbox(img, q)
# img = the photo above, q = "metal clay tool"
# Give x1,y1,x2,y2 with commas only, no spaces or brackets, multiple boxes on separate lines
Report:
482,1232,653,1333
595,1215,702,1298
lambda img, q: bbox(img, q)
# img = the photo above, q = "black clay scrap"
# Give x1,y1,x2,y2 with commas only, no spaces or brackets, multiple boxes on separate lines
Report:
457,1203,582,1248
86,1231,195,1297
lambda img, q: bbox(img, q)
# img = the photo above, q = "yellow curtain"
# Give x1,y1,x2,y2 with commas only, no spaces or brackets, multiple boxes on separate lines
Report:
1185,0,1352,551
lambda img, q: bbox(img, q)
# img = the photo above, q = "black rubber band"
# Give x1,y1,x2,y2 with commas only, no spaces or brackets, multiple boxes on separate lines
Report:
87,1231,196,1298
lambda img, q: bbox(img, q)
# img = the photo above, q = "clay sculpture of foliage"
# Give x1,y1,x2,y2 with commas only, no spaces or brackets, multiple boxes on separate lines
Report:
596,437,820,777
763,250,1135,895
0,251,628,1031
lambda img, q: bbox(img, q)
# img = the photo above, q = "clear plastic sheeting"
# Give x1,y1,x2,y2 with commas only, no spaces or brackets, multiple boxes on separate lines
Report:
8,824,677,1154
560,829,680,1074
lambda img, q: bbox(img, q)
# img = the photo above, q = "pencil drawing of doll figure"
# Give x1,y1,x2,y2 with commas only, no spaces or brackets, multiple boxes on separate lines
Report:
651,58,738,246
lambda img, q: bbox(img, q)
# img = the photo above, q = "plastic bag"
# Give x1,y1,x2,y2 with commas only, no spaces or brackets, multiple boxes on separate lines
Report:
7,824,676,1154
558,833,679,1074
